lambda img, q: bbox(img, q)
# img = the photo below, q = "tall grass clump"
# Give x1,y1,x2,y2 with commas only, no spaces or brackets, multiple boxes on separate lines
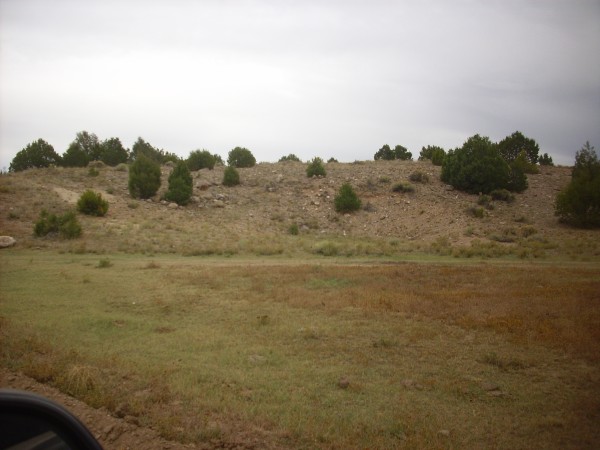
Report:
392,182,415,193
409,171,429,183
491,189,515,203
77,190,109,216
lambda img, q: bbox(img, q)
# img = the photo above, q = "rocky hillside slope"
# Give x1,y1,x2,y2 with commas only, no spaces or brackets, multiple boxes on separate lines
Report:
0,160,597,259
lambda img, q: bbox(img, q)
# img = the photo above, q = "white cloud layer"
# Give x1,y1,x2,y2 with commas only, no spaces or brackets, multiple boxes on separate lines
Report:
1,0,599,169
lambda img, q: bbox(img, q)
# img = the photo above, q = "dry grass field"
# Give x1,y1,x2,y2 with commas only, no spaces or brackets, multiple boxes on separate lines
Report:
0,161,599,449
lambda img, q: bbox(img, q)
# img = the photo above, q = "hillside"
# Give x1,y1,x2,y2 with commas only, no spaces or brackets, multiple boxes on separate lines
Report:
0,160,598,259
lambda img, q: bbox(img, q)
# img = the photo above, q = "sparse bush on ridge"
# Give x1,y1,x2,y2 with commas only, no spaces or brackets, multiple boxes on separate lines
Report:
227,147,256,168
187,149,216,171
375,144,412,161
539,153,554,166
497,131,540,165
10,139,61,172
419,145,445,165
306,157,326,178
77,190,109,216
279,154,301,162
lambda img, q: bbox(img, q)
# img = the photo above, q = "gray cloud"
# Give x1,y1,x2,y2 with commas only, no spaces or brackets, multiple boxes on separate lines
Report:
1,0,599,170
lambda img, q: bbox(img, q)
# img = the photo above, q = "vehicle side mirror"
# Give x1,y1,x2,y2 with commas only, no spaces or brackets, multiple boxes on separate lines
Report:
0,389,103,449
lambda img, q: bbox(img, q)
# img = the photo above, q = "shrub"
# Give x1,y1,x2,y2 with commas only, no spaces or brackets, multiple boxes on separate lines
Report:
227,147,256,168
420,145,446,165
10,139,61,172
334,183,361,213
327,157,338,163
555,141,600,227
441,134,512,194
507,164,528,192
392,182,415,193
374,144,394,160
99,137,129,166
306,157,326,178
97,259,113,268
374,144,412,161
77,190,109,216
223,166,240,186
34,210,82,239
490,189,515,203
431,148,446,166
279,154,301,162
409,171,429,183
128,154,161,199
467,206,485,218
288,223,299,235
164,161,193,205
539,153,554,166
419,145,440,161
497,131,540,164
187,149,216,171
477,194,493,209
313,241,340,256
88,167,100,177
393,145,412,160
115,163,128,172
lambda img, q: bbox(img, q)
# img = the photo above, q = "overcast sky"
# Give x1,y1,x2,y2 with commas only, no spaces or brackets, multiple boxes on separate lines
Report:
1,0,599,170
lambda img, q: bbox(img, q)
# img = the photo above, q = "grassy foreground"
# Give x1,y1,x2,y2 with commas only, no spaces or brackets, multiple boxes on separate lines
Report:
1,250,599,449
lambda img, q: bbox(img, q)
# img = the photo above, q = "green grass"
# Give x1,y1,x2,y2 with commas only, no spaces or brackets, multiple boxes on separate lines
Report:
1,250,599,448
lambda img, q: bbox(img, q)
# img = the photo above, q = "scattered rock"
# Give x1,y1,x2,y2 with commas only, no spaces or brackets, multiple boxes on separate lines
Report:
480,381,500,392
0,236,16,248
248,354,266,364
338,377,350,389
213,200,225,208
168,202,178,209
438,429,451,437
401,379,423,390
196,181,211,190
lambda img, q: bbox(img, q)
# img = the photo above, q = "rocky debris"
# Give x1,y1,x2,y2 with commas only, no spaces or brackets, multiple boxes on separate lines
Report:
480,381,505,396
438,429,451,437
402,379,424,390
480,381,500,391
338,377,350,389
0,236,16,248
168,202,178,209
196,180,211,190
